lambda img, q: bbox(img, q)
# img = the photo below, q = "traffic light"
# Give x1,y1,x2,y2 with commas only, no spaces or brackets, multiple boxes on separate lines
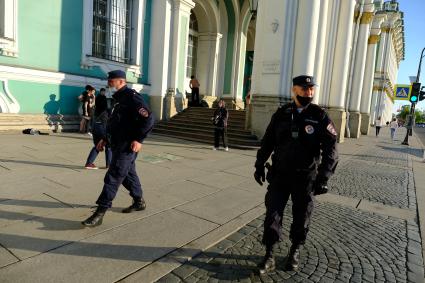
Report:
420,90,425,102
410,82,421,103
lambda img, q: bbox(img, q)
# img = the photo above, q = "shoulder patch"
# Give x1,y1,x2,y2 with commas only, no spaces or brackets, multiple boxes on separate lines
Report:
138,107,149,118
326,123,337,136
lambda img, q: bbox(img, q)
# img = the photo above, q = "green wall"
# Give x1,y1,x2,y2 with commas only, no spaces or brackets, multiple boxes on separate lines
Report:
8,80,83,114
0,0,105,78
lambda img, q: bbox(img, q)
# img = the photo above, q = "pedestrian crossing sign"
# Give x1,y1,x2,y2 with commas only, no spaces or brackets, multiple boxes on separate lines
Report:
394,85,411,100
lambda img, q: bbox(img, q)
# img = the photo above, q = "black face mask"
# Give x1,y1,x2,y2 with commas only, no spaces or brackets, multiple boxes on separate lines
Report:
296,95,313,107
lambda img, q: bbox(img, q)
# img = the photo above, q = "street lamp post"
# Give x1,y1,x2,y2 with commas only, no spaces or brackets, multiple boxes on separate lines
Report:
401,47,425,145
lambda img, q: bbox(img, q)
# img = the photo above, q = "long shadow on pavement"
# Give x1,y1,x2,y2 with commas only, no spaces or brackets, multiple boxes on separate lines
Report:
377,145,423,158
0,159,83,170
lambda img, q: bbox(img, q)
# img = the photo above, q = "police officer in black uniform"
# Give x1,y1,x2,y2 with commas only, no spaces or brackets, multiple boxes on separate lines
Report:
254,75,338,274
82,70,154,227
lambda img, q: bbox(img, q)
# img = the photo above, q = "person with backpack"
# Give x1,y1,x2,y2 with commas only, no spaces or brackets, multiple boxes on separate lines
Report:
212,99,229,151
84,88,111,169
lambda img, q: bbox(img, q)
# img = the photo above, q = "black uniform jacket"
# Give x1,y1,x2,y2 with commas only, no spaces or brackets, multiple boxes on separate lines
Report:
107,86,154,146
255,102,338,180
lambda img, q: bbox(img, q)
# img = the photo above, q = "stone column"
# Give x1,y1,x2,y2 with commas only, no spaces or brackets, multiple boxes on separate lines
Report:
371,24,391,121
148,0,173,120
197,32,222,105
249,0,296,138
165,0,194,118
292,0,321,77
360,15,385,135
312,0,329,105
327,0,356,142
348,2,375,138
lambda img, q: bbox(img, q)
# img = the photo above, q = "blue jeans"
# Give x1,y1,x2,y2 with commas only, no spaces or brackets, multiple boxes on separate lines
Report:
86,146,112,167
85,130,112,166
390,128,396,140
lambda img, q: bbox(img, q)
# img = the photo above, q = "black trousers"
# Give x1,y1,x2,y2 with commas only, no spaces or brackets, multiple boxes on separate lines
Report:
96,143,143,209
262,172,315,250
375,126,381,136
191,88,200,106
214,127,228,148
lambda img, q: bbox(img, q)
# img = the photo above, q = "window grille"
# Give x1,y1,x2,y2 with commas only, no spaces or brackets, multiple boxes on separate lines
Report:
92,0,133,64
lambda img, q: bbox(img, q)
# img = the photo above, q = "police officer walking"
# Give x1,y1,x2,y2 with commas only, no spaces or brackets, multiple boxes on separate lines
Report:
254,75,338,274
82,70,154,227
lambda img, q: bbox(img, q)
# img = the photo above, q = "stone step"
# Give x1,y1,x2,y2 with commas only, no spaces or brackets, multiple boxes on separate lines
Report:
153,128,260,148
0,114,80,132
168,117,246,128
154,124,257,139
161,120,249,134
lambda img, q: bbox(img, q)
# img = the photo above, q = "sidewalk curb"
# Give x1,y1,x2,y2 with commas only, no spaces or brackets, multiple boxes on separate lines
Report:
407,132,425,282
119,205,266,283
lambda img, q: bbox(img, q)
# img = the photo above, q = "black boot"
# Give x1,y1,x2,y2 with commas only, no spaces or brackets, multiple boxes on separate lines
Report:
284,244,301,271
82,207,106,227
258,248,275,275
122,198,146,213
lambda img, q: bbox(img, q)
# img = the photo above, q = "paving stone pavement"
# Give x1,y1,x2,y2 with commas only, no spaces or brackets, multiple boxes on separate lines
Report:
155,130,425,283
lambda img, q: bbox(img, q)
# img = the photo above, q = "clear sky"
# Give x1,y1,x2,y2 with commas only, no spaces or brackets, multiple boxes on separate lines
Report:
394,0,425,111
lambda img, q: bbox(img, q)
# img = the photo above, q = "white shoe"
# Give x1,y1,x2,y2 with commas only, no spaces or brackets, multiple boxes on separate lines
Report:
213,147,218,150
224,147,229,152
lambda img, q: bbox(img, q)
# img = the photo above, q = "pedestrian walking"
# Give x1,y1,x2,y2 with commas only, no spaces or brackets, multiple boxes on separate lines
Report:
84,88,112,170
375,116,383,137
189,75,200,106
212,99,229,151
82,70,154,227
390,118,398,140
254,75,338,274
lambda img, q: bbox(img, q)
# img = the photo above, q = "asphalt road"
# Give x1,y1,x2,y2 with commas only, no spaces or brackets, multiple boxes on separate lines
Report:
414,126,425,146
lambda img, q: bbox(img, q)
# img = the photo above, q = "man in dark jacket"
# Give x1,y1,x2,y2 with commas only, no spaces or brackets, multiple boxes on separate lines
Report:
213,99,229,151
82,70,154,227
254,75,338,274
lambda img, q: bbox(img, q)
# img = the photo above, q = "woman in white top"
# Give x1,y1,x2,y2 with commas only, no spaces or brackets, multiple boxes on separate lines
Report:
375,116,383,137
390,118,398,140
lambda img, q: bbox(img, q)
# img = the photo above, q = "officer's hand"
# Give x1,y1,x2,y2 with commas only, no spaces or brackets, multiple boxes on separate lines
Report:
131,141,142,153
96,139,106,152
254,166,265,186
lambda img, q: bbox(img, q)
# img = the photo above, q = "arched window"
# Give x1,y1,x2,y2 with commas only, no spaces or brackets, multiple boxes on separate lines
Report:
186,11,198,77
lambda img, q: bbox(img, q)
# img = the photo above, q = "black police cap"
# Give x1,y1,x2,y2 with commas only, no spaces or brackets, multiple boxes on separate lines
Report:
107,70,126,80
292,75,317,87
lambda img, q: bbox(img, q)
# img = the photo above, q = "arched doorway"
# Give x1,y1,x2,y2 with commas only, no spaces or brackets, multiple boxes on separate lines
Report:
184,1,221,104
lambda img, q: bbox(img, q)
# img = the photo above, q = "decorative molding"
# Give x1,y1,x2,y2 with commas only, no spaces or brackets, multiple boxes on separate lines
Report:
368,34,380,44
0,65,151,92
0,0,18,57
360,12,374,24
381,27,391,33
0,79,20,113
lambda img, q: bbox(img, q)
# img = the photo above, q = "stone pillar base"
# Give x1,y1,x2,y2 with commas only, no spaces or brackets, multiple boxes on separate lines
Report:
149,95,165,121
220,97,244,110
360,113,370,135
201,95,217,108
326,108,347,143
249,95,290,138
348,111,361,138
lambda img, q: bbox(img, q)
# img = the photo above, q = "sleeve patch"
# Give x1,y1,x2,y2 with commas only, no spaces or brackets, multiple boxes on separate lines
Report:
326,123,337,136
138,107,149,118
